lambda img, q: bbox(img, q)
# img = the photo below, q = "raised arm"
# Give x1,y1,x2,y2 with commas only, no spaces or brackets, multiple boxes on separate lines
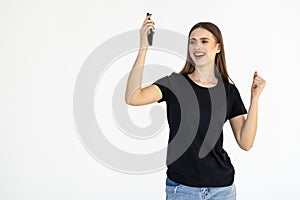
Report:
125,14,162,106
230,71,266,151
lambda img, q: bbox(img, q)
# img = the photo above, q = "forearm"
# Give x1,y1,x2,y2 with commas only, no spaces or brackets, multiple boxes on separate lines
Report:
125,48,148,104
240,97,259,150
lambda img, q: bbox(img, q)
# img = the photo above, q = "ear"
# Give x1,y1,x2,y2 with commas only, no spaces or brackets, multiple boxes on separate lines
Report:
216,43,221,53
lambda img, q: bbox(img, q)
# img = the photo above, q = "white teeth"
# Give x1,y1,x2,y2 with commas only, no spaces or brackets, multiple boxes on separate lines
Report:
194,52,205,56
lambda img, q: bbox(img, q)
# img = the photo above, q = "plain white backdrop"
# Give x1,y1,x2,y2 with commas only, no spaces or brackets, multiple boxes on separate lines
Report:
1,0,300,199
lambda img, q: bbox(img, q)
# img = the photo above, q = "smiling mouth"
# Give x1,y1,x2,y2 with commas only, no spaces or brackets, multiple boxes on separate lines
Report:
193,52,205,58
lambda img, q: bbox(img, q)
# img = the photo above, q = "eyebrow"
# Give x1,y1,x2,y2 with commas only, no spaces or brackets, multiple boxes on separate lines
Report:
190,37,210,40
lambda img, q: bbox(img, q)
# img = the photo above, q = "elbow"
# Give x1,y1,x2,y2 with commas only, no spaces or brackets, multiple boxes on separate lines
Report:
125,89,141,106
240,144,253,151
125,97,133,105
125,92,134,105
242,146,252,151
238,138,253,151
125,97,130,105
125,96,138,106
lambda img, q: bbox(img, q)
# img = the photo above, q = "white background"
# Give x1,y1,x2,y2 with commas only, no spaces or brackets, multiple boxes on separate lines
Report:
1,0,300,199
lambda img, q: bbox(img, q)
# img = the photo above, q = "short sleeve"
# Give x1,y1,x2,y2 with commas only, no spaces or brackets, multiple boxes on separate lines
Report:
152,83,168,103
227,85,247,120
151,72,176,103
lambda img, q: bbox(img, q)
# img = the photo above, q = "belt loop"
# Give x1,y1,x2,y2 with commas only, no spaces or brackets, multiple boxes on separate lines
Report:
174,185,179,194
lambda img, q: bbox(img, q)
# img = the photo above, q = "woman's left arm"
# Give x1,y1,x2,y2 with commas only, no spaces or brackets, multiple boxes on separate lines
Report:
230,71,266,151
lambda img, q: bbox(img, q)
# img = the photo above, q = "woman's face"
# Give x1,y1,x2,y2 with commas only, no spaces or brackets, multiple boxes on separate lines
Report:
188,28,220,67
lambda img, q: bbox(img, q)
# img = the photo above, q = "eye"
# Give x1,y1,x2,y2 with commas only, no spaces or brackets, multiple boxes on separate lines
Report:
189,40,196,44
202,40,208,44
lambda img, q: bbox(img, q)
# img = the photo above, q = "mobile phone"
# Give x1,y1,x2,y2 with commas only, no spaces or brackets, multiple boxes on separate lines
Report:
146,13,153,46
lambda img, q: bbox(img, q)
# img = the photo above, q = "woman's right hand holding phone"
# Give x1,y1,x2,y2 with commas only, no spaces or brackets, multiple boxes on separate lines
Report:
139,13,155,50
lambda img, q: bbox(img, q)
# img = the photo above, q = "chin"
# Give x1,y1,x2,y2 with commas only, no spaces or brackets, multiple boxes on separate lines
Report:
193,60,207,67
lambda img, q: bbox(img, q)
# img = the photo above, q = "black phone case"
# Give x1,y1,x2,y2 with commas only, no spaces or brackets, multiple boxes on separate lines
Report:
148,29,153,46
146,13,153,46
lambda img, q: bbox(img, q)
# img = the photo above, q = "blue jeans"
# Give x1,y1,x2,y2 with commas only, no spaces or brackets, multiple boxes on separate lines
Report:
165,177,236,200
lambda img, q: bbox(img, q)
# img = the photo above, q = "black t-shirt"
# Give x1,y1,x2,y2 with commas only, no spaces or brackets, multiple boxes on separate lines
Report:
152,72,247,187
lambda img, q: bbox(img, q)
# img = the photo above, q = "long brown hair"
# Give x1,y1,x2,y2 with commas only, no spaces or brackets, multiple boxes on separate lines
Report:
179,22,233,83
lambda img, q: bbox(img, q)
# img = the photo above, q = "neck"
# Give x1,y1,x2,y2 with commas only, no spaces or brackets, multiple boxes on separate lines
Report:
193,63,217,83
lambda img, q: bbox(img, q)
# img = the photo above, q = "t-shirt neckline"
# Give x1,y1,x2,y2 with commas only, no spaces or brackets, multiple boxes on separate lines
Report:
183,73,219,89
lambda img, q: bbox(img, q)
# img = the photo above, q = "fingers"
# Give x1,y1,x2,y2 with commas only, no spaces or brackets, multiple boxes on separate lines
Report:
253,72,258,88
141,14,155,31
143,21,155,30
146,13,152,20
253,72,264,82
139,13,155,49
252,71,266,88
142,21,155,32
254,71,258,79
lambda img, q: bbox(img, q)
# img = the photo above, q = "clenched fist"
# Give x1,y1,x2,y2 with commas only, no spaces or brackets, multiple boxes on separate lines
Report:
251,71,266,100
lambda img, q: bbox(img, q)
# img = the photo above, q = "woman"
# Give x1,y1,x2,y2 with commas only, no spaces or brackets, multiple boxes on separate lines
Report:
125,14,266,200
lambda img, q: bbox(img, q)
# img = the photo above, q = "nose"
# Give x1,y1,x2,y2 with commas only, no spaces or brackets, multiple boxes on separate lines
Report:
196,44,203,49
191,41,204,49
